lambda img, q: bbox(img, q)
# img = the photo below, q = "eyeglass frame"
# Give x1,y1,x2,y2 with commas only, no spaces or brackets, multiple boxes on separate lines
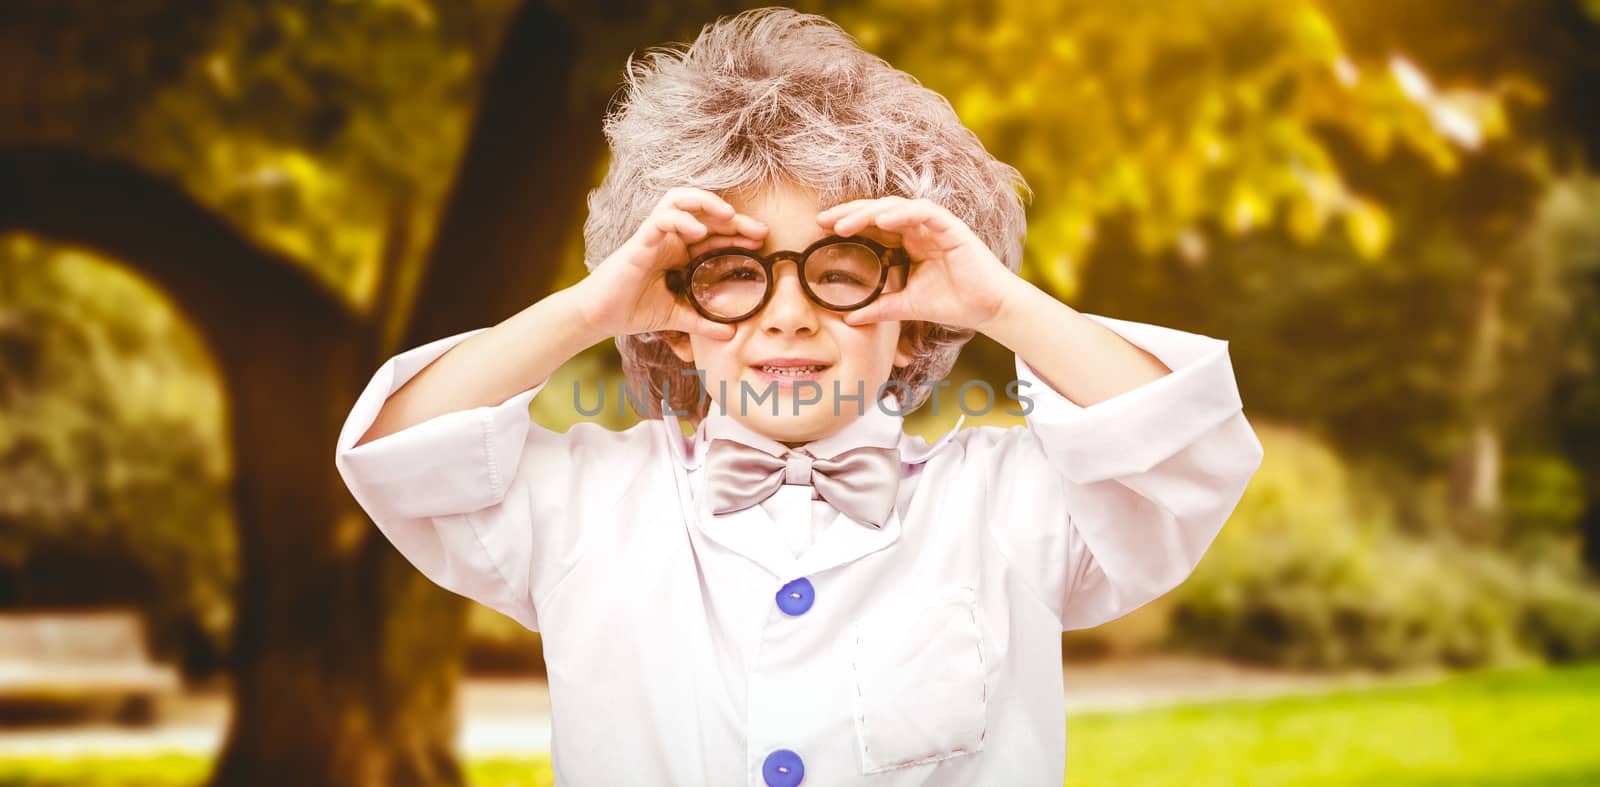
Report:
664,234,912,324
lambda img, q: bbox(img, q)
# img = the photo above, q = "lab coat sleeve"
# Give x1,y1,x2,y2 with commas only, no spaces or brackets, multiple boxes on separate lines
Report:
334,328,647,632
972,313,1264,631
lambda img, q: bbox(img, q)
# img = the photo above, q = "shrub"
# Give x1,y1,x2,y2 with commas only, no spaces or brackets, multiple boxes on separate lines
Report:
1171,422,1600,670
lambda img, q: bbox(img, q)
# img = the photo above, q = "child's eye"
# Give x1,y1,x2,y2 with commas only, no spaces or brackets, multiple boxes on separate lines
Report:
819,271,866,285
719,269,761,282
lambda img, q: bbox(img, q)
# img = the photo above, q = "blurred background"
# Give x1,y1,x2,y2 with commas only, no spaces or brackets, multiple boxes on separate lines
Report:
3,0,1599,785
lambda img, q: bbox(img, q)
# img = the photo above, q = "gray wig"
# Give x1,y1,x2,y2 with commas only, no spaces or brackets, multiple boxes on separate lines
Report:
582,6,1031,424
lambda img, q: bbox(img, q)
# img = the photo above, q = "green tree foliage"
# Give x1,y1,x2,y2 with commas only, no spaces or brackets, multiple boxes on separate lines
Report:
881,0,1600,554
6,0,520,306
818,0,1523,299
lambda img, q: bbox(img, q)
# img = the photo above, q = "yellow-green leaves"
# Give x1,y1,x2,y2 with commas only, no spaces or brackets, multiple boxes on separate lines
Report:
829,0,1528,294
1344,198,1393,261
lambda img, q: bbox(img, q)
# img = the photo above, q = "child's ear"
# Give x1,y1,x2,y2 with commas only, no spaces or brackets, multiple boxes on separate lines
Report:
664,331,695,364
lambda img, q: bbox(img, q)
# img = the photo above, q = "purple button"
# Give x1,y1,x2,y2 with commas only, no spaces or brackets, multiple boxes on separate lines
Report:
763,748,804,787
776,577,814,616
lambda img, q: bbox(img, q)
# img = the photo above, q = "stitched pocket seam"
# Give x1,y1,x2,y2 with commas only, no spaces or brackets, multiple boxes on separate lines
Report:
850,586,987,774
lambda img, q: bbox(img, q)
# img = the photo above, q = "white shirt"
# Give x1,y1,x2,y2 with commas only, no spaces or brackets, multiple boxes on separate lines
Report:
334,313,1264,787
759,486,832,558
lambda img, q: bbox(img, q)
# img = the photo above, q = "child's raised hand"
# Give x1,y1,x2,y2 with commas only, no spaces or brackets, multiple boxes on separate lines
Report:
817,197,1018,332
576,187,767,341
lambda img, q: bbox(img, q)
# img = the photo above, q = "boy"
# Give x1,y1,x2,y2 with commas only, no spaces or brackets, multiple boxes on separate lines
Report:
336,8,1263,786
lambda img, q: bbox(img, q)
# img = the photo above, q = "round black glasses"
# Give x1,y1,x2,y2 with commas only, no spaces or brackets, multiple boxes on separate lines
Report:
665,235,911,324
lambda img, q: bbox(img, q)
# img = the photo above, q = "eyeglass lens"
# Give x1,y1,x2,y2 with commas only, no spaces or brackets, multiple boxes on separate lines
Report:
689,242,884,319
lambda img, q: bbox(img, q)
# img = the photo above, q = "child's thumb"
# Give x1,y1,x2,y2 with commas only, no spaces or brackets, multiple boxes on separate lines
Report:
845,303,885,326
700,319,736,340
688,318,735,341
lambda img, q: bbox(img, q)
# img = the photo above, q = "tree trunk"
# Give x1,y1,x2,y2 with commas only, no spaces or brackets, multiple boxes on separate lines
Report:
211,313,471,786
219,0,606,778
396,4,603,347
1582,475,1600,573
1449,263,1507,541
212,2,610,783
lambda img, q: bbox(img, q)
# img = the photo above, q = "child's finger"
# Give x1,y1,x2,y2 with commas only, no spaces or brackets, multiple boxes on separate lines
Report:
687,233,764,259
688,204,761,238
669,189,769,244
646,208,708,247
817,209,903,248
846,224,904,249
734,213,769,237
833,202,902,238
873,207,910,227
817,199,873,223
695,210,767,242
669,188,736,221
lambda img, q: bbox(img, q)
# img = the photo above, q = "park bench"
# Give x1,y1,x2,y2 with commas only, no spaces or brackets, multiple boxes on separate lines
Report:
0,608,182,725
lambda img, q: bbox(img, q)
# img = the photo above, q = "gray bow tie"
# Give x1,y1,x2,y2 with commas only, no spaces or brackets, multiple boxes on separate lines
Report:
703,438,902,528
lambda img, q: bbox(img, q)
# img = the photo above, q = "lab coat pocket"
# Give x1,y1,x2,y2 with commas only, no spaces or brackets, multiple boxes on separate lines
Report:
849,585,987,773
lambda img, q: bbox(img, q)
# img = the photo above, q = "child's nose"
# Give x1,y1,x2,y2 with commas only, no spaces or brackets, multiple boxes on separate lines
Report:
758,259,820,332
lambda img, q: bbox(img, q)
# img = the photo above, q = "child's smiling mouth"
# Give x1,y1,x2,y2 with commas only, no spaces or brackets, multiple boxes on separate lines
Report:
749,358,833,386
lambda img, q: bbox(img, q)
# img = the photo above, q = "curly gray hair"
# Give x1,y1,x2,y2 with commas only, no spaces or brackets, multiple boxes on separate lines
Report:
582,6,1030,424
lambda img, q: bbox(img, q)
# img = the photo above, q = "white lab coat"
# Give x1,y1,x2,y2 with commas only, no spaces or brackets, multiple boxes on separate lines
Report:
334,313,1264,787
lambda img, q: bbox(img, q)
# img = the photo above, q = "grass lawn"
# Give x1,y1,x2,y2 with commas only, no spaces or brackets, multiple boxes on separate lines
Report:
1064,660,1600,787
1,661,1595,786
0,757,557,787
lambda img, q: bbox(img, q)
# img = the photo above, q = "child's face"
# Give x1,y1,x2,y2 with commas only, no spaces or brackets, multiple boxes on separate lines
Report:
665,181,913,446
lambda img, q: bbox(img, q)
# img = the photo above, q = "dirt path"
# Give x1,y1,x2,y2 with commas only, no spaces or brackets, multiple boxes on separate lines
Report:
0,658,1444,758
